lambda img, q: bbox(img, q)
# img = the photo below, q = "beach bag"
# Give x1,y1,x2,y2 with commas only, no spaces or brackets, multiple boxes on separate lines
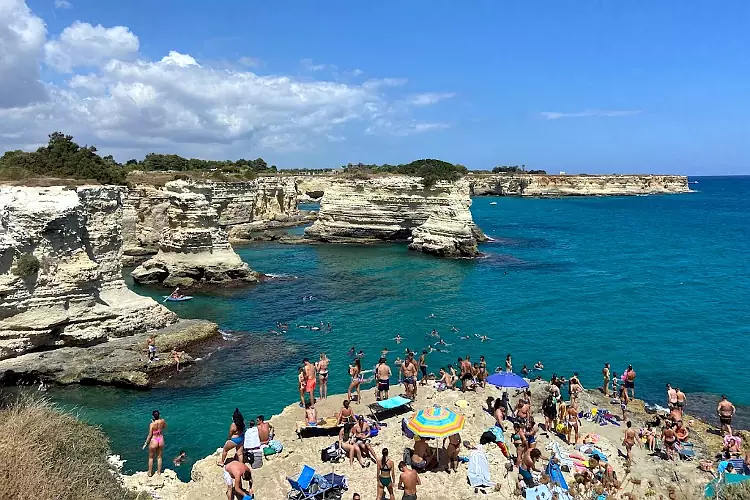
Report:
480,430,497,446
321,442,345,463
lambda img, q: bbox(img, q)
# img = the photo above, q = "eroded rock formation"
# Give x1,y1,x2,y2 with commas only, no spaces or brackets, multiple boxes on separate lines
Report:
123,179,304,265
469,174,690,196
0,186,176,360
304,176,485,257
131,182,258,288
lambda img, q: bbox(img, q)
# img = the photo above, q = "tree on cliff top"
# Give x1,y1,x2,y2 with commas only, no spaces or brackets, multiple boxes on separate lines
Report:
0,132,127,185
342,158,467,188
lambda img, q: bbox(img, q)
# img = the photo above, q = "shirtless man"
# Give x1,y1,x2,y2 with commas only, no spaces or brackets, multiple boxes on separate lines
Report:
623,421,637,465
316,353,329,400
352,416,376,459
402,354,418,399
418,351,428,386
302,358,317,405
624,365,636,399
410,355,421,397
398,461,421,500
602,363,610,396
516,399,531,424
437,367,454,390
666,383,677,409
519,448,542,489
256,415,273,445
411,437,437,471
223,458,253,500
458,357,473,393
376,357,392,400
393,335,403,344
304,402,318,426
566,406,580,445
675,387,687,411
718,395,736,436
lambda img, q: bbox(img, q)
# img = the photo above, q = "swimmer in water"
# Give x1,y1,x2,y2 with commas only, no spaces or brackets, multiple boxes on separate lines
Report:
434,339,452,346
475,334,492,342
356,350,365,359
534,361,544,370
428,329,440,338
381,347,390,356
451,326,459,333
310,326,321,331
427,346,449,354
393,334,403,344
460,335,471,340
426,313,436,319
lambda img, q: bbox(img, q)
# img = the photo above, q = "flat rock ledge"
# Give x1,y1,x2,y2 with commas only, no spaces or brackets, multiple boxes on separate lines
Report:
0,319,219,388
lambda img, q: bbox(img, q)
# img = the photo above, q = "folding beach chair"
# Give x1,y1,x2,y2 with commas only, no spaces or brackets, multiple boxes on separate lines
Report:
287,465,337,500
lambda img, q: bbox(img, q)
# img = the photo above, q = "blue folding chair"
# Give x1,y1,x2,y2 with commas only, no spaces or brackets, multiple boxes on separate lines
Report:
287,465,337,500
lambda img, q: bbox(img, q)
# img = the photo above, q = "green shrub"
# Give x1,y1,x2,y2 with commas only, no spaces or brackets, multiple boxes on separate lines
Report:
12,253,40,276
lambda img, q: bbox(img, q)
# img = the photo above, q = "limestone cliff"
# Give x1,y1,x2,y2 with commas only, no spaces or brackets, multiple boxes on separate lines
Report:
304,176,485,257
469,173,690,196
123,179,302,264
0,186,176,360
131,181,258,288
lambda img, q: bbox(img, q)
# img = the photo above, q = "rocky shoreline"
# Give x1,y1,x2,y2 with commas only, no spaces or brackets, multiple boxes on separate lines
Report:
0,319,219,387
122,382,725,500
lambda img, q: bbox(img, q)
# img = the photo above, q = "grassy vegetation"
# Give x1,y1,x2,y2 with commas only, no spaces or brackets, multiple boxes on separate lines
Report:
0,396,137,500
342,159,468,188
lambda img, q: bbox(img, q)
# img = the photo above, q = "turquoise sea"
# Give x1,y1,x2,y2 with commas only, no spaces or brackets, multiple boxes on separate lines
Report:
48,176,750,479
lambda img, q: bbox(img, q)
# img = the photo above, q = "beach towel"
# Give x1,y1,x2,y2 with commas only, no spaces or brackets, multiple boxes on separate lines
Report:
546,460,569,491
401,418,415,439
468,448,494,488
378,396,411,410
525,485,574,500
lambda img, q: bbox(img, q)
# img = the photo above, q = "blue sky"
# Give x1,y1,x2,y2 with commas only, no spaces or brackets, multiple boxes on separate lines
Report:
2,0,748,174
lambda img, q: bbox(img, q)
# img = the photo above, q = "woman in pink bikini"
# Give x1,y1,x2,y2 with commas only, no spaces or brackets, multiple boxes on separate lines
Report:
142,410,167,477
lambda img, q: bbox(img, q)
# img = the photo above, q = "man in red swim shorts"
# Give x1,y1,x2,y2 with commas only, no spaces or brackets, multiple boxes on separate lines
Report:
303,358,317,405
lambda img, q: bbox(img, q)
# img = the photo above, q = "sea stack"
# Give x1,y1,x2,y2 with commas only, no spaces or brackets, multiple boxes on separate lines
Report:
304,176,485,257
131,181,258,288
0,186,176,360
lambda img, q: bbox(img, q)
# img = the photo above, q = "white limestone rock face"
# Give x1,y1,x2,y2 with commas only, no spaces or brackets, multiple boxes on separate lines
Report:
122,186,171,266
0,186,176,361
409,206,480,257
131,182,258,288
304,176,485,256
469,174,690,196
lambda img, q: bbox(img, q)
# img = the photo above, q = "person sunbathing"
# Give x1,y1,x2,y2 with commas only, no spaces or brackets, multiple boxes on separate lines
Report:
641,425,656,451
674,420,689,442
411,437,437,471
724,435,742,456
336,400,354,425
339,424,368,468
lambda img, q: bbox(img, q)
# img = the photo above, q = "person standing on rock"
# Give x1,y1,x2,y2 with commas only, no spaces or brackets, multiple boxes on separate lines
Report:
623,421,637,466
223,457,254,500
397,461,421,500
303,358,317,406
348,358,363,403
316,353,329,400
142,409,166,477
146,335,157,362
376,357,392,401
676,387,687,411
505,354,513,373
602,363,610,396
667,383,677,409
418,350,428,386
402,354,417,399
718,395,736,436
624,365,636,399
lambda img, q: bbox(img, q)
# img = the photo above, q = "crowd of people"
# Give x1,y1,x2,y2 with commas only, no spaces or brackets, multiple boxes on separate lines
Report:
137,321,746,500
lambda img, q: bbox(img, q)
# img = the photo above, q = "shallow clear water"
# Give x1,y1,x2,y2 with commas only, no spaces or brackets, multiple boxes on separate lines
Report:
48,176,750,478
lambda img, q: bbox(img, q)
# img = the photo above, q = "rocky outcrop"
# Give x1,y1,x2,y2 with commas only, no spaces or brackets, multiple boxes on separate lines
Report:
469,173,690,196
0,319,218,387
409,206,480,257
294,176,333,201
131,182,258,288
304,176,485,256
0,186,176,361
123,179,302,263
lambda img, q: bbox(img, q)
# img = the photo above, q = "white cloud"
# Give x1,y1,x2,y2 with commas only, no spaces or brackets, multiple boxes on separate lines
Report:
300,58,335,72
0,1,454,157
409,92,456,106
44,21,139,72
54,0,72,9
540,109,642,120
0,0,47,108
351,68,364,76
238,56,261,68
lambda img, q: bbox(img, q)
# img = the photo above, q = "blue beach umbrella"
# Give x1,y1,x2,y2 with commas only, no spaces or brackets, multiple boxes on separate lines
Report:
486,372,529,389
